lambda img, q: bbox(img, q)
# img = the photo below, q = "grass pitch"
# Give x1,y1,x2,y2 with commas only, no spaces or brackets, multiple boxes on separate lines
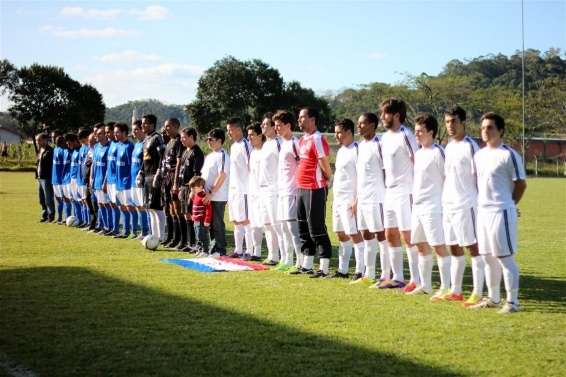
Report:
0,172,565,377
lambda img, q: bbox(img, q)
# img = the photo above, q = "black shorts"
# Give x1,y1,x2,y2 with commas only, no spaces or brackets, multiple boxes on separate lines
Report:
144,176,163,210
179,186,192,214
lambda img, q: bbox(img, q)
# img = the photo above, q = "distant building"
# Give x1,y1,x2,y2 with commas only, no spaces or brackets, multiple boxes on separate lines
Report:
0,125,24,145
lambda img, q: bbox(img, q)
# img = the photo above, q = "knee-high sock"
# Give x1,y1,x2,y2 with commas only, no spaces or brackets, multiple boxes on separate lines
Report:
483,254,502,303
148,210,160,239
131,210,139,234
390,246,404,282
363,239,378,280
450,255,466,294
437,255,451,290
252,227,263,257
107,205,114,230
112,207,121,233
338,240,353,274
499,255,520,304
100,206,109,230
64,201,72,218
378,240,390,280
233,224,245,253
164,214,173,242
303,255,314,270
407,246,420,285
56,198,64,222
156,210,166,242
418,253,433,291
140,210,149,235
285,221,302,267
243,224,253,255
280,223,292,265
82,203,89,223
471,256,485,296
178,216,188,247
122,209,131,234
274,223,286,263
264,224,279,262
354,241,365,274
73,201,82,223
319,258,330,274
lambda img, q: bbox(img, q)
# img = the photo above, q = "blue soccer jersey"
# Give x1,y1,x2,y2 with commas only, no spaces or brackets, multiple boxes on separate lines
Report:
116,140,134,190
77,144,89,186
106,141,119,185
61,148,72,185
93,143,110,190
131,141,144,183
70,148,80,180
51,146,65,185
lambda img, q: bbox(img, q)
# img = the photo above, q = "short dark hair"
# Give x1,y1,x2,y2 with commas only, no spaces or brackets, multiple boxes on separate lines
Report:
106,121,116,128
188,176,206,188
37,133,50,141
132,120,142,127
166,118,181,128
335,118,355,135
64,133,78,143
114,123,129,134
208,128,225,144
361,112,379,129
480,112,505,136
142,114,157,127
246,123,263,136
180,127,198,140
445,105,466,122
380,98,407,123
227,117,242,129
415,113,439,138
272,110,295,127
93,123,105,130
78,129,91,140
301,107,319,123
55,135,66,148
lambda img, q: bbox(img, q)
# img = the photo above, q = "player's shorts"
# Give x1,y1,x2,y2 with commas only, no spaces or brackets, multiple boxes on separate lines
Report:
443,206,478,247
228,192,249,222
95,189,109,204
332,201,358,235
411,211,445,246
116,189,133,206
277,194,297,222
384,191,413,231
53,184,63,198
144,176,163,210
179,186,191,214
62,183,72,200
107,183,117,203
259,191,278,225
70,179,79,200
77,185,87,200
131,187,144,207
248,194,263,228
356,201,385,233
477,208,518,257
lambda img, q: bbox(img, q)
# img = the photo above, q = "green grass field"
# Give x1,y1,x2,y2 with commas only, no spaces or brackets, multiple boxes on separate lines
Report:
1,172,565,377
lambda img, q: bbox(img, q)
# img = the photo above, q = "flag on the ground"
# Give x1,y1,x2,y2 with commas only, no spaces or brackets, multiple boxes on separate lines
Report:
161,257,269,273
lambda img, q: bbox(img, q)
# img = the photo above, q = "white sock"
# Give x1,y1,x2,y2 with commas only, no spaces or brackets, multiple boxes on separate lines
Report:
437,255,452,291
303,255,314,270
156,210,166,241
286,221,302,267
264,224,279,262
418,253,433,291
338,240,352,274
378,240,391,280
320,258,330,274
342,240,353,273
450,255,465,293
364,239,378,280
275,223,287,264
499,255,520,304
407,246,420,285
483,254,502,303
148,210,158,238
243,224,253,255
354,242,365,274
280,223,292,265
471,256,485,296
252,227,263,257
234,224,245,253
390,246,404,282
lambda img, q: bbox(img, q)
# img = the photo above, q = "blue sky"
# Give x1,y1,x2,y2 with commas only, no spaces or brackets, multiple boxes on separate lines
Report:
1,0,564,109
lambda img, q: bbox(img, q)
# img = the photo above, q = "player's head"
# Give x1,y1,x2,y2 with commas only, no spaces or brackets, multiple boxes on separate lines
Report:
88,133,96,147
480,112,505,144
55,135,66,148
380,98,407,129
261,112,277,138
164,118,180,138
273,110,295,139
298,107,318,133
357,112,379,140
226,117,243,141
188,176,206,192
64,133,79,149
132,120,144,141
247,123,264,148
444,105,466,139
51,130,61,144
35,133,50,148
113,123,129,142
105,123,116,141
78,129,91,144
95,126,108,145
141,114,157,134
207,128,225,151
414,113,438,147
180,127,198,148
334,118,355,146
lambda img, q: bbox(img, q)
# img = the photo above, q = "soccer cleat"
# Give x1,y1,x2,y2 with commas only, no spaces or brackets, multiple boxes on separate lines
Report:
403,281,417,293
350,272,363,282
228,252,242,259
274,263,293,272
39,218,48,223
250,256,262,262
309,270,329,279
407,286,432,295
349,277,375,286
498,302,521,314
467,297,501,310
241,253,252,261
462,293,482,308
430,288,451,302
288,267,314,275
443,292,465,302
330,272,350,279
378,280,406,289
262,259,278,266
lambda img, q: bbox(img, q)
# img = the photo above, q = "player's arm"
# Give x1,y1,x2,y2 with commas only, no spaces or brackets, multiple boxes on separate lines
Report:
194,151,204,176
513,179,527,205
318,156,332,181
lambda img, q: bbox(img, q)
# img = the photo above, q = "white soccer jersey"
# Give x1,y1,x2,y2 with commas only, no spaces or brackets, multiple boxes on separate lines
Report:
259,137,280,194
333,141,358,200
201,148,230,202
381,125,418,194
413,144,445,214
443,136,479,211
249,148,262,193
475,144,526,211
229,138,251,194
278,136,300,196
356,136,385,204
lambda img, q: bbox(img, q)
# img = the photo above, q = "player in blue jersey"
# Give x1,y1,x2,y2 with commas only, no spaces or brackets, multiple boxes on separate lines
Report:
91,127,111,234
130,120,150,239
104,123,120,235
66,133,84,226
113,123,135,238
86,125,103,231
77,129,91,228
51,135,69,224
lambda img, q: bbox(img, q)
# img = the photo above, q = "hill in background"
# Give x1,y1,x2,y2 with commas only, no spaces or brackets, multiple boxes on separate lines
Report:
105,99,189,129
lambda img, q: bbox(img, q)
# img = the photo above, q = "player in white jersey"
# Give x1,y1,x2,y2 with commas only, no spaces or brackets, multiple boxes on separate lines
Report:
352,113,390,287
406,114,451,298
226,118,253,259
331,118,365,280
246,123,265,261
273,110,303,270
442,106,485,306
470,113,526,314
379,98,420,291
259,113,285,267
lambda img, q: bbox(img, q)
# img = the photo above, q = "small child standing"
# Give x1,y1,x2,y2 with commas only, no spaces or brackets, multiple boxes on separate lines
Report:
188,176,213,256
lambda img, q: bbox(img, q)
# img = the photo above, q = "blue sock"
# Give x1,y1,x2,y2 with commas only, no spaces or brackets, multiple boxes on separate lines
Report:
113,207,121,233
64,201,72,218
107,206,114,230
73,201,82,223
140,210,149,235
123,210,131,235
57,199,64,222
82,203,89,223
131,210,139,234
101,206,109,230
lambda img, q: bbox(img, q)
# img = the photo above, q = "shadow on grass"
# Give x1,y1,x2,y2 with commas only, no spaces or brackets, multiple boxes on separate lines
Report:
0,267,465,377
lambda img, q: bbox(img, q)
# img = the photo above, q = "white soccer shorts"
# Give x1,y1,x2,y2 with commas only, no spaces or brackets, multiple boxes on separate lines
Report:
411,211,446,246
116,189,133,206
77,185,87,200
52,184,63,198
107,183,117,203
95,189,109,204
259,191,278,225
248,194,263,228
228,192,249,222
477,208,518,257
130,187,144,207
277,194,297,222
62,183,72,200
356,201,385,233
70,179,80,201
443,207,478,247
332,201,358,235
384,192,413,231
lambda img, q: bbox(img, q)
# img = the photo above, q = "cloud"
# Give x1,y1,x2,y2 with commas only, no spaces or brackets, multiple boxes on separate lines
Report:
97,50,162,63
369,52,386,60
41,25,138,38
60,6,121,18
130,5,169,20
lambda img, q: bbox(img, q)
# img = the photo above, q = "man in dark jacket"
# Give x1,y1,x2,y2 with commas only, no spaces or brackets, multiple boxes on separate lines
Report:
36,133,55,222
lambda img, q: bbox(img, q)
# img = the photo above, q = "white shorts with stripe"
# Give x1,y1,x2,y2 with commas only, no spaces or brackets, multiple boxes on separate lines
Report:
95,189,109,204
62,183,72,200
107,183,117,203
228,192,249,222
477,208,518,257
277,194,297,222
130,187,144,207
443,206,478,247
248,194,263,228
70,179,80,200
259,191,278,225
77,185,87,200
384,191,412,231
116,189,133,206
332,199,358,235
356,201,385,233
53,184,63,198
411,211,445,246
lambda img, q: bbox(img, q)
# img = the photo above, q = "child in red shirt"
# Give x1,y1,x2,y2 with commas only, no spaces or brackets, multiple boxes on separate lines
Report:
189,176,212,255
